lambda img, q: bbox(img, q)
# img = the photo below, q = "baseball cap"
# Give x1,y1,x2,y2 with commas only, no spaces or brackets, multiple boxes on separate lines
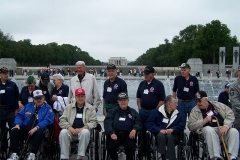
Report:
107,64,116,70
144,65,155,74
179,63,191,69
225,83,230,88
118,92,129,100
75,88,86,96
26,76,35,84
41,73,50,84
0,67,9,73
195,91,208,101
33,90,44,99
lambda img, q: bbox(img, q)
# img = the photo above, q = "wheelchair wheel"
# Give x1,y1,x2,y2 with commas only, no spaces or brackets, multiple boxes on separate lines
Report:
177,132,191,160
0,127,10,159
100,132,106,160
135,132,143,160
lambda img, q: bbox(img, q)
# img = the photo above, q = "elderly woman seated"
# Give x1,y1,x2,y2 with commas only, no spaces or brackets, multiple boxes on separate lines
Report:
145,95,185,160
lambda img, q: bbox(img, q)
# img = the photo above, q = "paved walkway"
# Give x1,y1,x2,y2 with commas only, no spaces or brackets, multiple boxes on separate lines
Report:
10,74,237,82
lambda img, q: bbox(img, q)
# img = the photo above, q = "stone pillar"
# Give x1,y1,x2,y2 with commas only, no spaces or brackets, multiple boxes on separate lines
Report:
219,47,226,74
233,47,240,71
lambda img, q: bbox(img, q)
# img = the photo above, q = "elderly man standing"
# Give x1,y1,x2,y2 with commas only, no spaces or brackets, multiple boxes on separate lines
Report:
188,91,239,160
59,88,98,160
104,92,142,160
37,73,54,104
7,90,54,160
173,63,199,122
0,67,19,129
103,64,127,115
137,65,166,130
68,61,101,112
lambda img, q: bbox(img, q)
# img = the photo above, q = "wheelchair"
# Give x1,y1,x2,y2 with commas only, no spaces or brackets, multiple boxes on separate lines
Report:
145,131,190,160
188,131,228,160
0,126,10,160
18,125,58,160
100,131,143,160
69,123,102,160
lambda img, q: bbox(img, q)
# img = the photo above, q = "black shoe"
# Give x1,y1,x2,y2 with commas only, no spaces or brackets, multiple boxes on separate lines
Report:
161,155,166,160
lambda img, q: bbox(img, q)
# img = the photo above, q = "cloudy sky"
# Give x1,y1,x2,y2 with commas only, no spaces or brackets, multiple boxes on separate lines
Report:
1,1,240,62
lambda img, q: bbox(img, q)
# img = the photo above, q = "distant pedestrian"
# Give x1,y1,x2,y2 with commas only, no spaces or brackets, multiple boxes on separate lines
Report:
207,69,210,78
216,70,220,78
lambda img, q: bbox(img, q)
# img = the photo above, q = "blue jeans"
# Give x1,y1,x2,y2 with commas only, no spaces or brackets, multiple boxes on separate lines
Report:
177,100,196,123
139,108,154,131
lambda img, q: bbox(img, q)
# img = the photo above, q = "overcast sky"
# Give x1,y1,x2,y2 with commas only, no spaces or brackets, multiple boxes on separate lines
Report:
1,1,240,62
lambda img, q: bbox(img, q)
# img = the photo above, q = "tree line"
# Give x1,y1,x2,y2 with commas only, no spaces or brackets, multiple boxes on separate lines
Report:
1,20,239,67
129,20,240,66
0,31,102,66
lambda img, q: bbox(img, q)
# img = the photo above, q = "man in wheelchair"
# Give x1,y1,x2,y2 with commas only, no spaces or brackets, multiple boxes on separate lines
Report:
7,90,54,160
104,92,142,160
145,95,185,160
59,88,98,160
188,91,239,160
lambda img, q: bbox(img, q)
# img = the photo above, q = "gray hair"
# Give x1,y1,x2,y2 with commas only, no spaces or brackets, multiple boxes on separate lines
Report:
52,73,64,82
164,95,175,107
75,61,86,66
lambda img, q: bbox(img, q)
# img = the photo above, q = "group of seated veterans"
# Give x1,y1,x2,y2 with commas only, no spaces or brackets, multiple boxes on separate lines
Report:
6,89,239,160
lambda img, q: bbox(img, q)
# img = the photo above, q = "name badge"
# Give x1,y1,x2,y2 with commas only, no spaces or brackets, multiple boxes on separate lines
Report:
76,113,83,118
212,119,217,122
207,111,214,116
183,87,189,92
28,97,33,102
107,87,112,92
119,117,126,121
162,118,169,123
0,90,5,94
43,91,47,94
143,89,149,94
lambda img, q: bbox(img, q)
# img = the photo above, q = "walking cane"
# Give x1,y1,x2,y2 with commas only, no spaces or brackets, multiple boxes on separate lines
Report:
19,106,38,160
212,116,230,160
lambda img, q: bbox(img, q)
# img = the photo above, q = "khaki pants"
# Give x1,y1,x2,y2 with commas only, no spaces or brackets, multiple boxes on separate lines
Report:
59,129,90,159
202,126,239,159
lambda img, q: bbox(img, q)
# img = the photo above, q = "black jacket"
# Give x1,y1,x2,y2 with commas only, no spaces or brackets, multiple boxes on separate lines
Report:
0,79,19,112
104,105,142,135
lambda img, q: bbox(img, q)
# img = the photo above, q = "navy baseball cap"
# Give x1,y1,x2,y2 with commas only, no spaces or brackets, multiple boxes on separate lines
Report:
225,83,230,88
107,64,116,70
41,73,50,84
118,92,129,100
144,65,155,74
195,91,208,101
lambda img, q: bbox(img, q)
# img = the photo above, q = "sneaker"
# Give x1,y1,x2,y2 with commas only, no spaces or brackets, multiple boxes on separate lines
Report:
27,153,36,160
7,153,19,160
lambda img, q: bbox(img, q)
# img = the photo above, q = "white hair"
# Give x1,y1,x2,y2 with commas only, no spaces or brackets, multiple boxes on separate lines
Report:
75,61,86,66
52,73,64,81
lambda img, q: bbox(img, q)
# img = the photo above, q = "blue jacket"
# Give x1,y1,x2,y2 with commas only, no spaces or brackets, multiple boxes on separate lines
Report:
145,105,185,135
14,102,54,130
0,79,19,112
